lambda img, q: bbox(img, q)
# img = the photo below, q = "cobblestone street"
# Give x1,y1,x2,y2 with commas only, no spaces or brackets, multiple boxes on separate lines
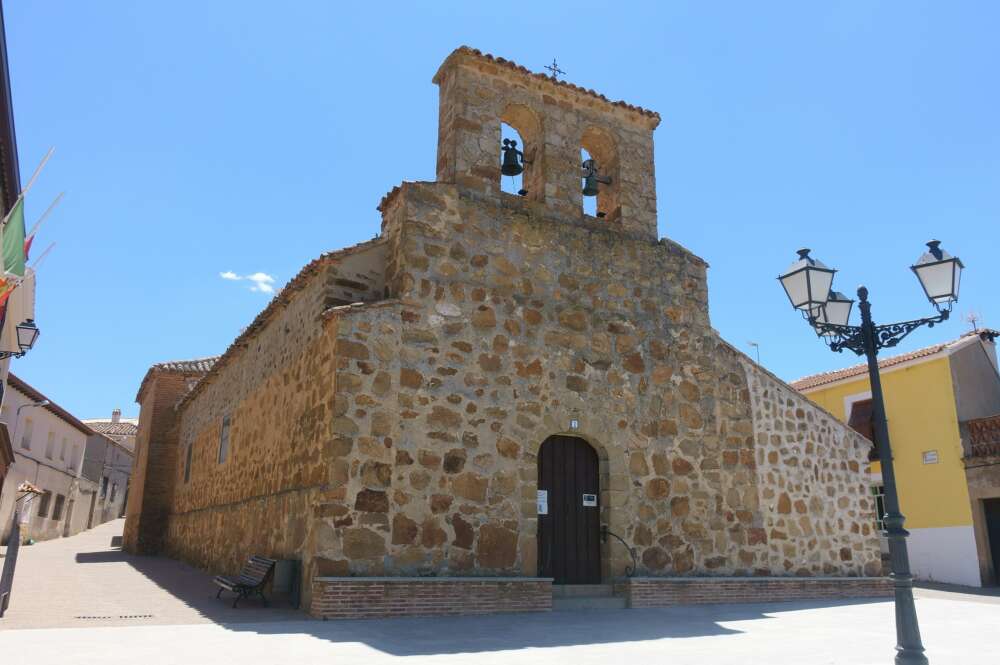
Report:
2,520,1000,664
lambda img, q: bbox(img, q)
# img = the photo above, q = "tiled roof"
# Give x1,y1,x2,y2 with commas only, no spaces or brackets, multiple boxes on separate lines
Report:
84,420,138,437
152,357,219,373
135,356,220,403
791,329,999,392
434,46,661,126
6,372,95,437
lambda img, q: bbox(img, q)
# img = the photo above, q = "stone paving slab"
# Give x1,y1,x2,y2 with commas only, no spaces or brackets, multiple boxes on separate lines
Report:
3,518,1000,664
3,596,999,665
0,519,303,630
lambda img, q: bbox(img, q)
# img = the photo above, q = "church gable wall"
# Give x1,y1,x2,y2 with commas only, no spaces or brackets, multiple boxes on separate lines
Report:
306,182,770,579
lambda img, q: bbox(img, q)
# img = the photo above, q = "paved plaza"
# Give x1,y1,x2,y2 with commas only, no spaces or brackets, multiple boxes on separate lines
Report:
2,520,999,664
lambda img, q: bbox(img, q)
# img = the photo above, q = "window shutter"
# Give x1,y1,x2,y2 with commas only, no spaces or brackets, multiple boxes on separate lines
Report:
847,399,879,460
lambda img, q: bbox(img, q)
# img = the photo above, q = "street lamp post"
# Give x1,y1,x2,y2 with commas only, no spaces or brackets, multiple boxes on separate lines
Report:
778,240,965,665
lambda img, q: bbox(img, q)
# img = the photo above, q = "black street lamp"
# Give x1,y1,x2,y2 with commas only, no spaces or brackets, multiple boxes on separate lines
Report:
0,318,40,359
778,240,964,665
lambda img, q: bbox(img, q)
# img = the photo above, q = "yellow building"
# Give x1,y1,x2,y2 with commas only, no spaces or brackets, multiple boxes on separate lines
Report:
792,330,1000,587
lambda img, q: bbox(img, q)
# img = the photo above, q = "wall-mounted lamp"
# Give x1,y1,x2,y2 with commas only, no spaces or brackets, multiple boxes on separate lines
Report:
0,319,41,360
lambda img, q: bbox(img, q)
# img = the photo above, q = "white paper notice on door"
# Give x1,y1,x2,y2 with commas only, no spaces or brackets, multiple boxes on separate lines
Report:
537,490,548,515
582,493,597,507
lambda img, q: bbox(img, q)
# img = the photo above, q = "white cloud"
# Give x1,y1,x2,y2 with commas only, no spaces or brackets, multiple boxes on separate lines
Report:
219,270,276,294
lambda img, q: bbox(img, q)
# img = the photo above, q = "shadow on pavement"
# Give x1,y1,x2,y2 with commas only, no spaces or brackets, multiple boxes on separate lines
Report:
216,597,891,656
71,547,303,625
73,542,893,655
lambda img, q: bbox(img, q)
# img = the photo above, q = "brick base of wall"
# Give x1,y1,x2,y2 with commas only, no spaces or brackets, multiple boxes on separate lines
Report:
620,576,894,608
310,577,553,620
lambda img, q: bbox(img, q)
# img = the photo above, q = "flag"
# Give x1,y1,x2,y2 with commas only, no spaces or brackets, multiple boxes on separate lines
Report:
2,197,26,278
23,234,33,261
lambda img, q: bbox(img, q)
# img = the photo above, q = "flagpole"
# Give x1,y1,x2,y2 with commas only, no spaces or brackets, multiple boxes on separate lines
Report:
19,147,53,200
25,192,62,240
29,242,55,269
1,147,54,226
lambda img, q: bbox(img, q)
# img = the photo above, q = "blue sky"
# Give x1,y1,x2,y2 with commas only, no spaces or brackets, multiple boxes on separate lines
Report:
5,2,998,418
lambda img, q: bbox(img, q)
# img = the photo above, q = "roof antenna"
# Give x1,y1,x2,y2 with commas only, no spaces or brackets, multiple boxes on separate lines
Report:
965,310,981,332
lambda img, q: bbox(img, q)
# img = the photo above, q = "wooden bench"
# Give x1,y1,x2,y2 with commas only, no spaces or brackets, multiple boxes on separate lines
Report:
213,555,276,608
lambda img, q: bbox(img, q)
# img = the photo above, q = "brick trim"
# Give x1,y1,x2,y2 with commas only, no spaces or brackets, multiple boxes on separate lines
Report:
620,576,893,608
310,577,553,619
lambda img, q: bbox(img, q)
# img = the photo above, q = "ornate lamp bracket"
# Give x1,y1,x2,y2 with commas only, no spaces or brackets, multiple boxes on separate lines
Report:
809,309,949,356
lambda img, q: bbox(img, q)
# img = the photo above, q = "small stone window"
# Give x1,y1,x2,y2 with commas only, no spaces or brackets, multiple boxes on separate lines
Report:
183,443,193,483
45,431,55,459
218,414,231,464
52,494,65,521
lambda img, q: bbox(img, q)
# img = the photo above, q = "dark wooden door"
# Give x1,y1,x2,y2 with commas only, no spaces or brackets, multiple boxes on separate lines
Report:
985,499,1000,585
537,435,600,584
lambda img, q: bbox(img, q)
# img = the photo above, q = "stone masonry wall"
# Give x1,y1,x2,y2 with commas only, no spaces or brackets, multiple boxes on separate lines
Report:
124,371,202,554
741,357,882,577
290,180,877,582
159,244,387,609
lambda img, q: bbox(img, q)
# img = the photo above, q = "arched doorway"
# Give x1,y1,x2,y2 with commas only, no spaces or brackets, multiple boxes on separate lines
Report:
537,435,601,584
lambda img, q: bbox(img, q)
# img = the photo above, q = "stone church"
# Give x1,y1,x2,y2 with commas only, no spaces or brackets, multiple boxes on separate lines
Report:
124,47,885,617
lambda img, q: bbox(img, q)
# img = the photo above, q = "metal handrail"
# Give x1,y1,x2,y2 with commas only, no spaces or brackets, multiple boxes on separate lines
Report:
601,525,636,577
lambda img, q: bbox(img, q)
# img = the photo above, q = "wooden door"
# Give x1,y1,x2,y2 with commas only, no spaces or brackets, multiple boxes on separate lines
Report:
537,435,600,584
985,499,1000,585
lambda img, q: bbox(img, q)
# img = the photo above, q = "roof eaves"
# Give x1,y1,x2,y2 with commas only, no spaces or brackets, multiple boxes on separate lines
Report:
6,372,95,437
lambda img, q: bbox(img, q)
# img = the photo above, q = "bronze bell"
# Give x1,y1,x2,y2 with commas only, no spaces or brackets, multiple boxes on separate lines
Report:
581,159,611,196
501,138,524,176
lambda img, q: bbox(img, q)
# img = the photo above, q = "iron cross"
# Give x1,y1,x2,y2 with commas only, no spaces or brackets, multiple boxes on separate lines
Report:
544,58,565,79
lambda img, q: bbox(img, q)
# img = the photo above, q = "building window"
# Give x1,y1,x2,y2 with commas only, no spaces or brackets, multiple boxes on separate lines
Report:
184,443,193,483
101,476,109,498
20,417,33,449
37,490,52,517
110,482,117,502
218,415,231,464
871,485,886,531
45,431,55,459
68,445,78,470
52,494,65,521
59,438,67,461
848,398,879,461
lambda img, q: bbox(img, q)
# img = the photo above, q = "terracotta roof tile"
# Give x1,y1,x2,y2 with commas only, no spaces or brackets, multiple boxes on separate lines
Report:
151,357,219,373
790,329,999,392
84,420,138,437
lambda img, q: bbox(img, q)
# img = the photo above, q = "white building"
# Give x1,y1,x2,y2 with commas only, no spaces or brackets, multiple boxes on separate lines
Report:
0,373,93,544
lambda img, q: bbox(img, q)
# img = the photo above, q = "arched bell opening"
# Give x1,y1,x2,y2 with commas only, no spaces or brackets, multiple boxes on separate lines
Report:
580,126,620,221
499,103,543,201
536,435,603,585
500,122,527,196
